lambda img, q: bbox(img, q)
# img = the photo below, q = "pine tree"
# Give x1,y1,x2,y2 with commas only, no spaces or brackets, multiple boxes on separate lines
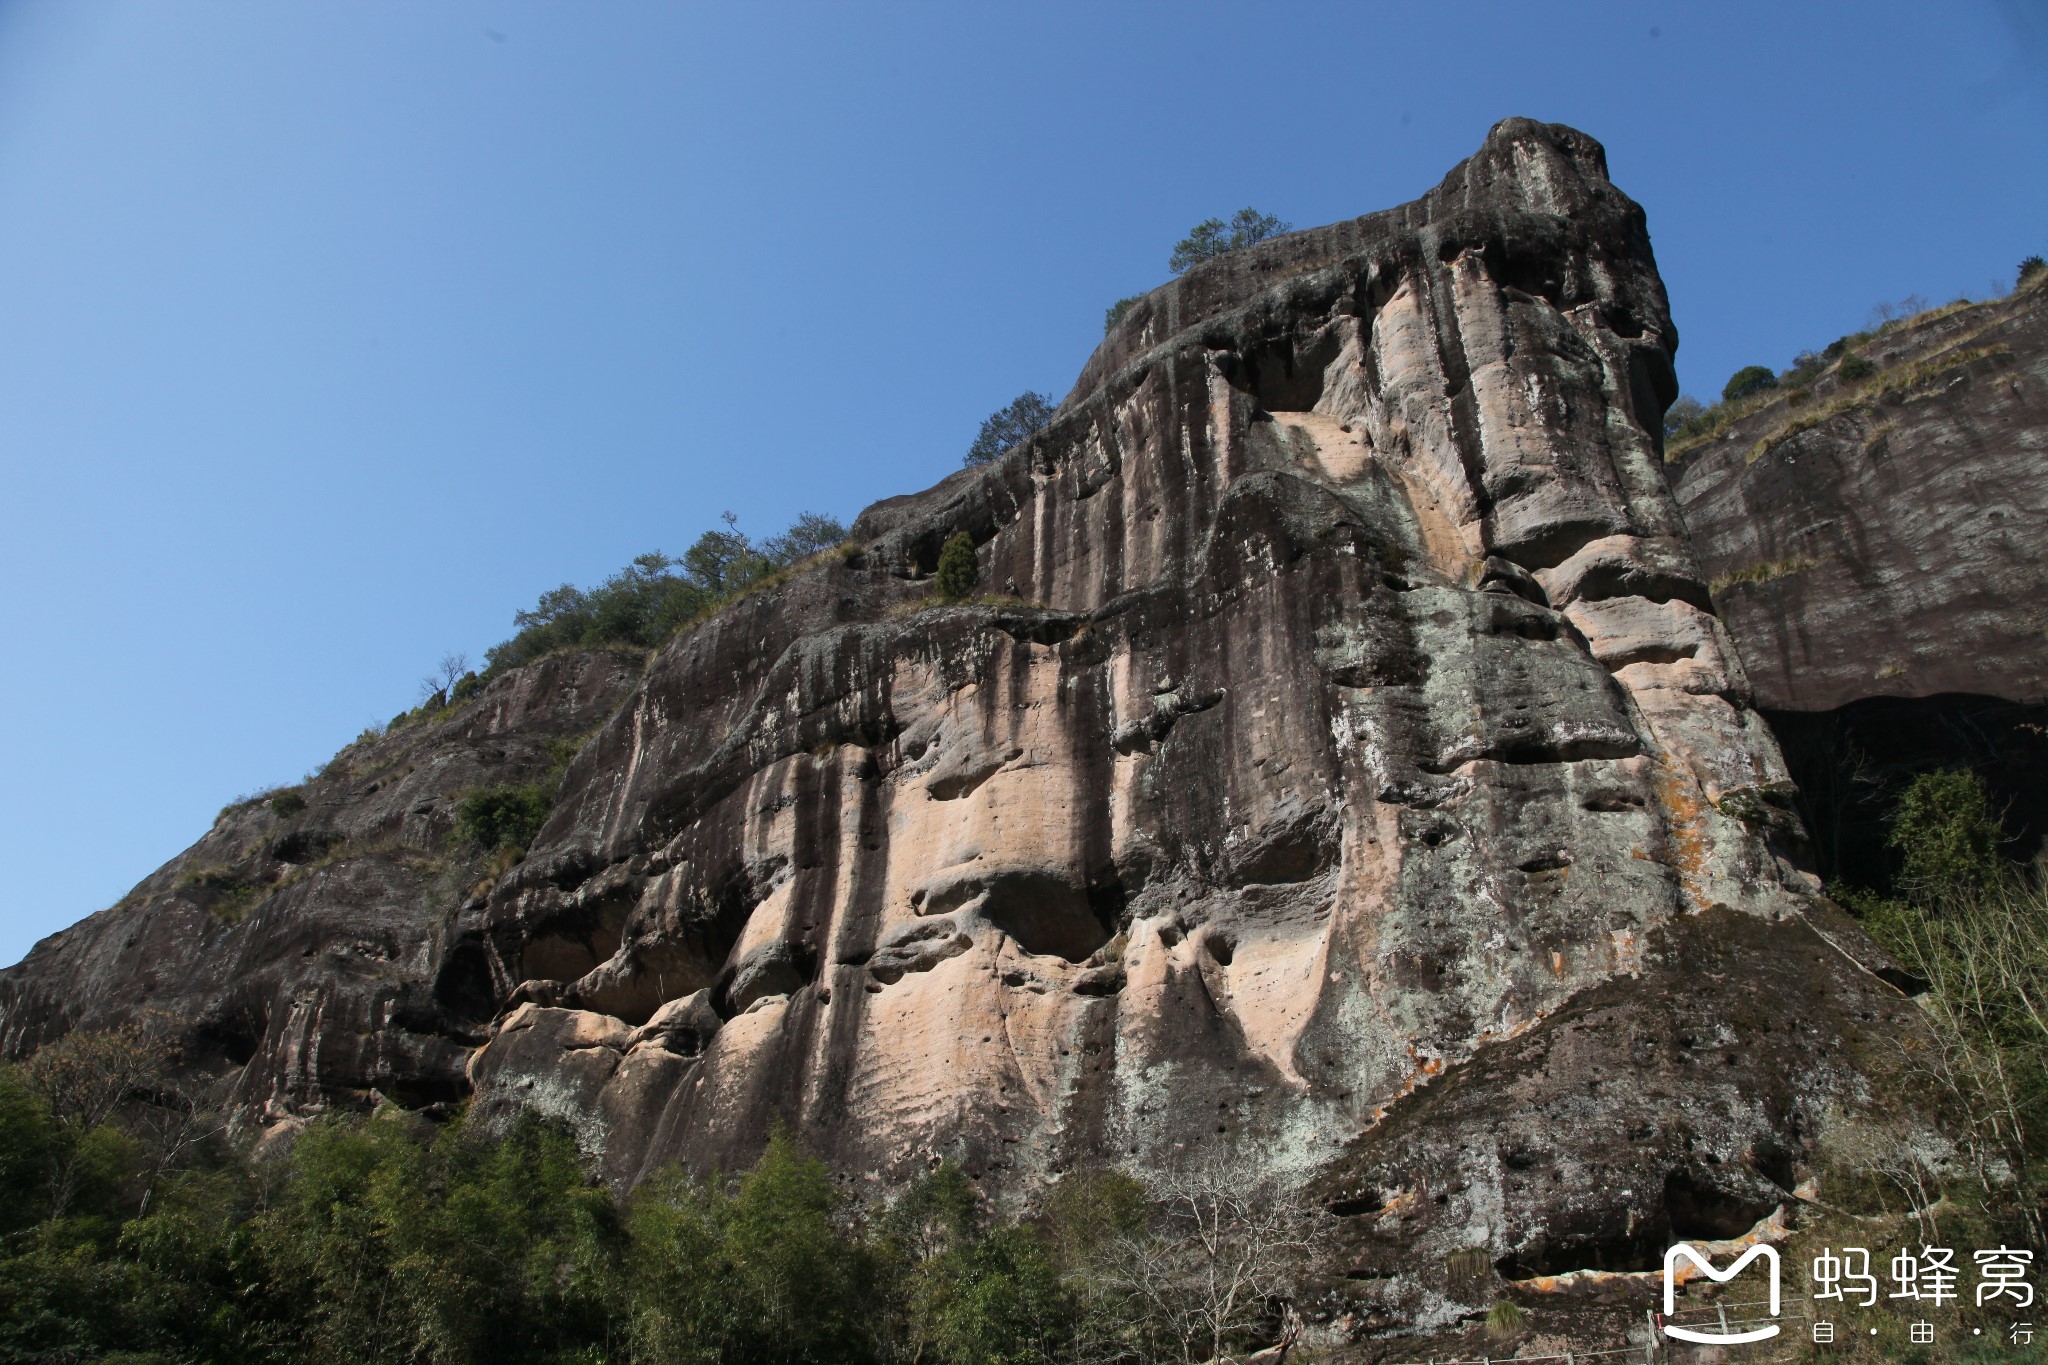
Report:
935,533,979,602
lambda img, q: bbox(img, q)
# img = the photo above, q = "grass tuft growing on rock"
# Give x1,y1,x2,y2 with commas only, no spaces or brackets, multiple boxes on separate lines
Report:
1710,556,1818,594
175,864,260,924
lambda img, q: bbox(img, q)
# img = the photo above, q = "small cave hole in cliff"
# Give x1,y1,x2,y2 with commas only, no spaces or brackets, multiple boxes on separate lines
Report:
1495,1218,1666,1279
1663,1168,1776,1242
1325,1191,1383,1218
1235,824,1336,885
1751,1141,1799,1194
433,941,500,1025
978,869,1114,962
1235,327,1341,414
194,1012,264,1069
383,1073,468,1110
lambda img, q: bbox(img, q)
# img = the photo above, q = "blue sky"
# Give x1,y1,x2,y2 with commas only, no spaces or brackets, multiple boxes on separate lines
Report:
1,1,2043,967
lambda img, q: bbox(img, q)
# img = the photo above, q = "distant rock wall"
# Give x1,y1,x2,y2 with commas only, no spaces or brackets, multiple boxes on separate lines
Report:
1673,282,2048,712
0,650,642,1119
1672,282,2048,885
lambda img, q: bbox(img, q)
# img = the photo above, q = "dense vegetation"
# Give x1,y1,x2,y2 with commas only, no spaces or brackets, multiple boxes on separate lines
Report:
0,1043,1308,1364
1833,769,2048,1247
1102,295,1142,335
483,512,848,676
934,532,979,602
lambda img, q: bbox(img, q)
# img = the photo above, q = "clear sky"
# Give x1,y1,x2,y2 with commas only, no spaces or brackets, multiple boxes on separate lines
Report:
1,1,2044,968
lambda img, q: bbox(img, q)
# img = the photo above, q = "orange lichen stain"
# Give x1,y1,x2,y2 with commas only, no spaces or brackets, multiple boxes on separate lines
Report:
1366,1049,1450,1123
1607,928,1643,976
1514,1205,1792,1294
1549,949,1564,976
1649,749,1712,913
1376,1187,1420,1220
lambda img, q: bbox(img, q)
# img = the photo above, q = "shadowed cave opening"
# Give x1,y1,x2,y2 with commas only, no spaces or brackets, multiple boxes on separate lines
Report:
974,868,1116,962
1493,1168,1780,1279
433,941,500,1025
193,1010,265,1069
1233,327,1342,414
1767,693,2048,888
1234,817,1338,885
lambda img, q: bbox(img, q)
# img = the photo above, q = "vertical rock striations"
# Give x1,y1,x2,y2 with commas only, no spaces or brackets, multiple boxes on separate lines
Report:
453,116,1911,1291
1,119,1929,1326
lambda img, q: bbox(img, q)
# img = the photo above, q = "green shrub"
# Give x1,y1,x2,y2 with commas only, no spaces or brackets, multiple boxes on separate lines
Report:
1721,364,1778,403
1662,395,1706,437
908,1223,1075,1365
1103,295,1143,334
450,671,483,703
2020,254,2046,286
935,533,979,602
268,789,307,819
1837,351,1876,383
1169,207,1291,273
1890,769,2002,895
965,392,1056,467
485,510,848,674
176,866,258,923
1781,349,1827,388
455,785,554,853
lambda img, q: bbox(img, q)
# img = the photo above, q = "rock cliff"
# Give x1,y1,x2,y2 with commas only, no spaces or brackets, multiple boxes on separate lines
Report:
1671,281,2048,885
0,650,643,1115
0,119,1932,1325
1673,279,2048,712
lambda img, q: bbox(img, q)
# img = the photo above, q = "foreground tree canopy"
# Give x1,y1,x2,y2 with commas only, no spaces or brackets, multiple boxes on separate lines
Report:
0,1029,1311,1364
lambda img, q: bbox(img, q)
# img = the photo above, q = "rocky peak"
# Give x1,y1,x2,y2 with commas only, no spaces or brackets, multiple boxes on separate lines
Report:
0,120,1932,1330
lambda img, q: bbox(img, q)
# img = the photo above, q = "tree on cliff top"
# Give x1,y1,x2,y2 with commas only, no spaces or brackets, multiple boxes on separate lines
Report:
1168,207,1291,274
484,509,848,674
1721,364,1778,403
964,391,1055,467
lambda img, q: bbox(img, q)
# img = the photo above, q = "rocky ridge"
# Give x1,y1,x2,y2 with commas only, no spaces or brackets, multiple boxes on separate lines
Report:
0,119,1937,1331
0,649,643,1117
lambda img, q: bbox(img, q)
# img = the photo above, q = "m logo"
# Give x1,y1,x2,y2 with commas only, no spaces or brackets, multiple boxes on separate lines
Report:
1662,1243,1782,1344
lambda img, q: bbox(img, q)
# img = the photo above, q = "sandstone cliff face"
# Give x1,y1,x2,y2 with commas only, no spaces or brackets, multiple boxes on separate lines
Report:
1670,283,2048,887
1672,280,2048,712
451,119,1911,1281
0,119,1928,1327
